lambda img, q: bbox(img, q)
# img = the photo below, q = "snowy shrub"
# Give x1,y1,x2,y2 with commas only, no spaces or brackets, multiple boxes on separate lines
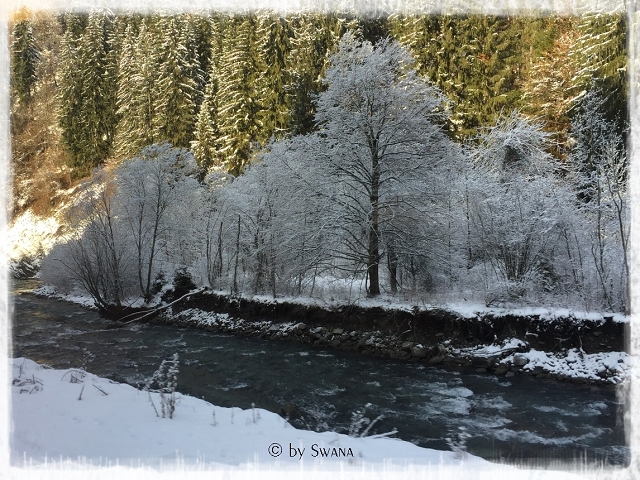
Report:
348,403,387,438
40,172,138,309
10,250,43,279
12,360,43,394
172,267,196,299
150,271,168,296
145,353,179,419
445,426,471,459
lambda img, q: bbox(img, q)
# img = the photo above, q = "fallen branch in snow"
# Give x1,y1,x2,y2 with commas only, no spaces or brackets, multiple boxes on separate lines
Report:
366,429,399,440
93,384,108,396
115,287,208,327
61,369,86,383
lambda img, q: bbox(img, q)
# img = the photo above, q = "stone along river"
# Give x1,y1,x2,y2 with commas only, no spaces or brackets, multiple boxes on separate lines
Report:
11,280,629,466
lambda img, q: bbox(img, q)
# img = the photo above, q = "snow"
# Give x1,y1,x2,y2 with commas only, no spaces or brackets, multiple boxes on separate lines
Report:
5,209,61,264
500,349,635,384
218,287,630,324
9,358,594,479
32,284,98,309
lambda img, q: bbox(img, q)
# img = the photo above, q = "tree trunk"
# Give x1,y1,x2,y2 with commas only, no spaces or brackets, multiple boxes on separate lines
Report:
368,150,380,296
387,239,398,294
232,215,240,294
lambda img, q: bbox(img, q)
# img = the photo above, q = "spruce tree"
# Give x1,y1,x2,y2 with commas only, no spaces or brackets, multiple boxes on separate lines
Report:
191,74,221,170
58,10,117,177
58,18,88,175
521,17,579,159
215,14,262,175
114,19,159,158
11,16,40,104
285,13,344,135
389,14,525,139
77,10,118,167
152,16,198,149
180,14,209,111
256,12,291,141
570,12,627,136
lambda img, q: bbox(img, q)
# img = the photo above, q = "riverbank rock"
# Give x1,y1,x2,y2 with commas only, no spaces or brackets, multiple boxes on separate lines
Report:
293,323,308,334
513,354,529,367
411,345,427,359
471,354,499,369
494,365,509,375
401,341,414,351
428,356,444,365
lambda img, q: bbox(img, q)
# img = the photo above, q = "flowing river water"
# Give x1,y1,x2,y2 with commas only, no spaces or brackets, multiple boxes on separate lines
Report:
11,279,629,467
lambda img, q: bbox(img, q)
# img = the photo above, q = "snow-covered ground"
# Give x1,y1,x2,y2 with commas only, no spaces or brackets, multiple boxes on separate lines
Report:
10,358,604,479
446,339,634,384
218,287,630,325
5,210,62,264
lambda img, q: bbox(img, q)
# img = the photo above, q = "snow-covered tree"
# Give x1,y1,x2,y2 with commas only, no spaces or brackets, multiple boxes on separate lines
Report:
568,88,628,312
470,112,559,283
311,33,452,296
41,171,134,309
116,143,199,302
114,21,158,158
11,14,40,104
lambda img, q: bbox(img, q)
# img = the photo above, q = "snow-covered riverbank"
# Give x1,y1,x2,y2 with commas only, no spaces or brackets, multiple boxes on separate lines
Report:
10,358,602,479
29,283,633,386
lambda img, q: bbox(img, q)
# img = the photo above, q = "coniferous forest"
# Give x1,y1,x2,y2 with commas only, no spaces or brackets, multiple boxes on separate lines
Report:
10,8,629,313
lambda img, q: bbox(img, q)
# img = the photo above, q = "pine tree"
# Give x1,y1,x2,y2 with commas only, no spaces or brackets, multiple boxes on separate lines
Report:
215,14,263,175
58,10,117,177
152,16,198,149
570,12,627,136
256,12,291,141
113,19,159,158
191,75,221,170
11,14,40,104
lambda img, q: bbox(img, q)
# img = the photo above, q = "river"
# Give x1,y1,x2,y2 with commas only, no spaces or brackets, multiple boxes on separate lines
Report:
11,279,629,466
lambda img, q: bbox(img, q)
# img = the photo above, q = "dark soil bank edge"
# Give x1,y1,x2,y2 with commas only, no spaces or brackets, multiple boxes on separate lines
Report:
148,290,628,385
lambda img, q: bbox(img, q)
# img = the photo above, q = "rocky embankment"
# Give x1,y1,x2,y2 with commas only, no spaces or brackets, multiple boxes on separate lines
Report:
149,290,630,385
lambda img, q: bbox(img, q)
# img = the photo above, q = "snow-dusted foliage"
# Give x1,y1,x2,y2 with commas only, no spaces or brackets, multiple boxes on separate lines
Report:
41,170,136,309
310,33,455,296
567,87,629,312
39,33,629,313
41,144,202,308
116,143,200,301
465,114,566,296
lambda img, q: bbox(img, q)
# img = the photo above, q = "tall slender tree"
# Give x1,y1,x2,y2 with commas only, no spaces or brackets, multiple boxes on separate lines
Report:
152,16,198,149
11,14,40,104
215,14,263,175
313,33,452,296
114,20,158,158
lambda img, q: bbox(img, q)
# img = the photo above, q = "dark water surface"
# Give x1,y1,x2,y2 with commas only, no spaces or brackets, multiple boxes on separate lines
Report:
11,279,629,466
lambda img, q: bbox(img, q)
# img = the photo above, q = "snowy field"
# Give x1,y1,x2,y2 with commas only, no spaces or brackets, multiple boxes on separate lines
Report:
9,358,611,479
